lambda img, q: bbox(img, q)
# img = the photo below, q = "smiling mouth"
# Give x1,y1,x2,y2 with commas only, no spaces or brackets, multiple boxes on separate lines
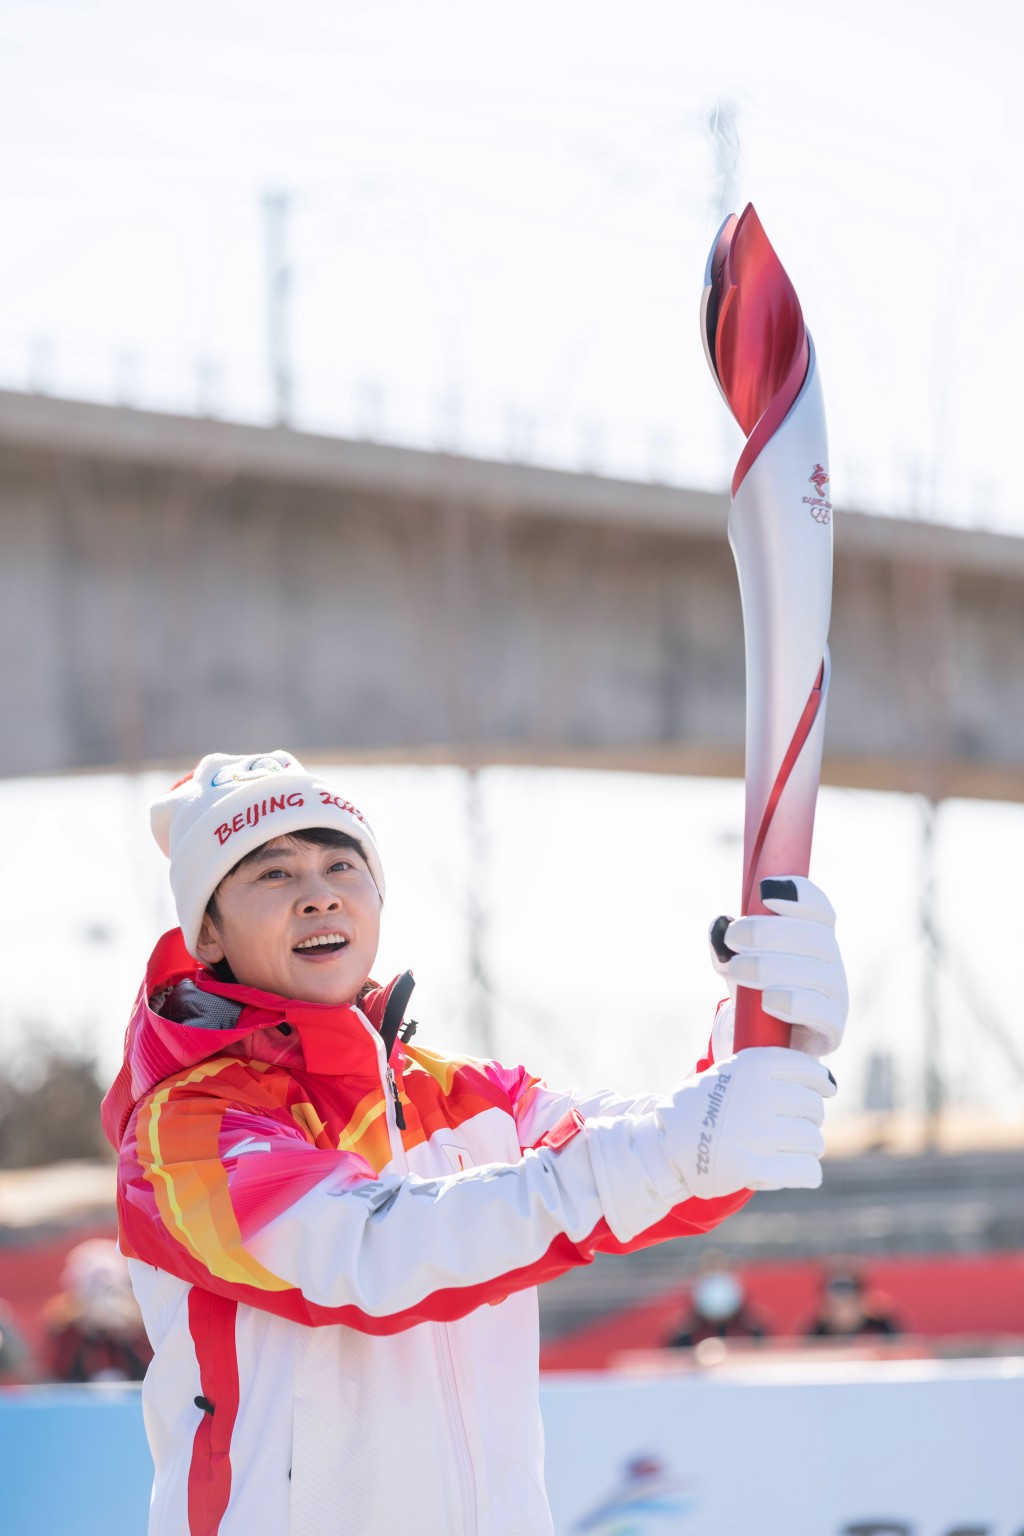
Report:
293,933,350,957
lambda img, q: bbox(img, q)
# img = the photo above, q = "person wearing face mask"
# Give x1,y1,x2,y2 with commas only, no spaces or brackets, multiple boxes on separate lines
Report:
667,1252,768,1348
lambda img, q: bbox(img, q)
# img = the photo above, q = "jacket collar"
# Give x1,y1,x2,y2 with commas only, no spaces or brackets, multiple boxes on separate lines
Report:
103,929,413,1148
196,972,388,1076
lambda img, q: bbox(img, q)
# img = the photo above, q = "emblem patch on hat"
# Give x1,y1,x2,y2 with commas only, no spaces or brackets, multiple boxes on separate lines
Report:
212,756,291,786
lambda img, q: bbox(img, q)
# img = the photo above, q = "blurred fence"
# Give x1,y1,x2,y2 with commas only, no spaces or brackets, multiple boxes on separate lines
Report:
0,330,1015,535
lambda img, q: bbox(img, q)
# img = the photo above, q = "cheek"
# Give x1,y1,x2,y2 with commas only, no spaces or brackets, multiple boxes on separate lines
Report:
223,903,285,959
358,899,382,949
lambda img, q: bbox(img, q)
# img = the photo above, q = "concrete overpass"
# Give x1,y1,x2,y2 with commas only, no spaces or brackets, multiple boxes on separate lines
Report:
2,388,1022,799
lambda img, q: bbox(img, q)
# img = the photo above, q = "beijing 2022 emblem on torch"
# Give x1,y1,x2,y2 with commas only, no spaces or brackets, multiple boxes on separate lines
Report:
701,205,834,1051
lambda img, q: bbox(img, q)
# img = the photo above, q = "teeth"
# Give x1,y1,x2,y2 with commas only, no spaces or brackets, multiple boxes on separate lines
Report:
294,934,347,950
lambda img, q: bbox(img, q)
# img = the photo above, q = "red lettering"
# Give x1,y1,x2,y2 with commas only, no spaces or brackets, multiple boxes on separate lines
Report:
315,788,365,822
214,789,336,847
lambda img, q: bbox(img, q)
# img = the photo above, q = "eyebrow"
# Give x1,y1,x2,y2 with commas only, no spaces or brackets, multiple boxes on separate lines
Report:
246,845,297,863
231,843,300,876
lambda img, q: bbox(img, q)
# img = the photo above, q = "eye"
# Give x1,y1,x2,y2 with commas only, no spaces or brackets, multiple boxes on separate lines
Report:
258,867,289,881
328,859,354,873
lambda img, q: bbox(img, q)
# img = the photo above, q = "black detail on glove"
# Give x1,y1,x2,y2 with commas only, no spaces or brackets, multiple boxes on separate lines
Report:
760,877,798,903
710,914,737,965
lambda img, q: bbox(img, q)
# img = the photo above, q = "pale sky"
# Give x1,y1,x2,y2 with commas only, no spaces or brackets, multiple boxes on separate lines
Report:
1,0,1023,1130
1,0,1021,522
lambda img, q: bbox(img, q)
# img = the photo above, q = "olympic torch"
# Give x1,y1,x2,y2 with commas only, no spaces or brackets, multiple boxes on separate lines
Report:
701,205,833,1050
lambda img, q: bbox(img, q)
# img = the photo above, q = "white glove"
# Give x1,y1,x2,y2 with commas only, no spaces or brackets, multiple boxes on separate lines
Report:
709,875,848,1058
582,1047,835,1240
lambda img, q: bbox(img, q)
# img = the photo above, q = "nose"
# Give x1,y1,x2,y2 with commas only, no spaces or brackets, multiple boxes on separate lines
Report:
296,874,342,914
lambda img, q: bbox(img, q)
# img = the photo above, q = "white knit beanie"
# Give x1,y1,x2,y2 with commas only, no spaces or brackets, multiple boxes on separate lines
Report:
151,751,385,957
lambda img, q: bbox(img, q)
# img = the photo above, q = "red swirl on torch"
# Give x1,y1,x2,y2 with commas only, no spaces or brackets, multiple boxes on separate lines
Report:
702,205,833,1050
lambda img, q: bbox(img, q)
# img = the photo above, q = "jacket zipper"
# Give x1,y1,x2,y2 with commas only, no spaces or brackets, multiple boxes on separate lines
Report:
387,1066,406,1130
364,1016,477,1533
433,1323,478,1532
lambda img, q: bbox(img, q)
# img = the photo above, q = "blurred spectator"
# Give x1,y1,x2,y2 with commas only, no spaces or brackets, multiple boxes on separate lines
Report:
805,1265,901,1339
44,1238,152,1383
666,1254,768,1348
0,1298,36,1384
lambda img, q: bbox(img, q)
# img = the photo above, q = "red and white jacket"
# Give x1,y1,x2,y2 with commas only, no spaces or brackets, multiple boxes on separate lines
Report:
102,930,748,1536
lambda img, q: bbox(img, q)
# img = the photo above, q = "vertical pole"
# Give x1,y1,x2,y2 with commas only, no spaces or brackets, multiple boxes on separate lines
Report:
466,765,495,1059
263,191,292,426
921,795,943,1141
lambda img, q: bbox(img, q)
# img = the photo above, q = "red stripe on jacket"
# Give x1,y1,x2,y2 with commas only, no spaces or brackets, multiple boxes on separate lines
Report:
187,1289,240,1536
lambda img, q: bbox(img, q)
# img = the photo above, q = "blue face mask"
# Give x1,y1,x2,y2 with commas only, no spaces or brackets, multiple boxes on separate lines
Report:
693,1272,743,1321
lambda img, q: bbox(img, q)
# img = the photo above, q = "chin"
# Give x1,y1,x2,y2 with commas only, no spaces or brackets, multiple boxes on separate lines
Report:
291,970,365,1007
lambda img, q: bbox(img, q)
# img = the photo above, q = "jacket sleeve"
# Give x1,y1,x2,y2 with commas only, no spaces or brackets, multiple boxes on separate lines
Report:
118,1039,747,1336
508,1019,750,1260
114,1057,635,1335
